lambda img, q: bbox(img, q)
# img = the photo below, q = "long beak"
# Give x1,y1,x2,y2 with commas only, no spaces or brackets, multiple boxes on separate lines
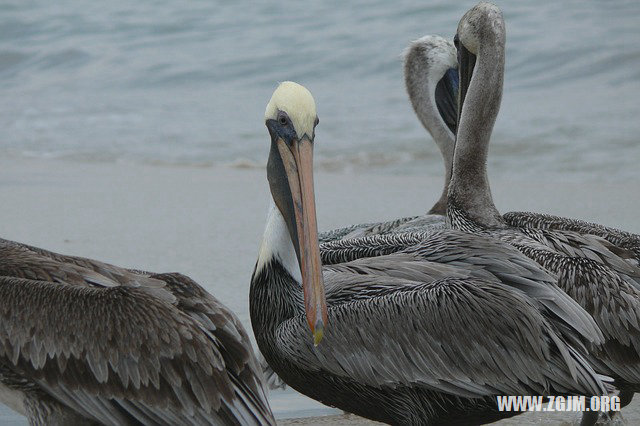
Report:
456,42,476,128
276,137,328,345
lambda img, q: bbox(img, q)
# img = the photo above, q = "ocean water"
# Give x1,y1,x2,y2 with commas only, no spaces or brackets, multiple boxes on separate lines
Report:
1,0,639,181
1,1,640,424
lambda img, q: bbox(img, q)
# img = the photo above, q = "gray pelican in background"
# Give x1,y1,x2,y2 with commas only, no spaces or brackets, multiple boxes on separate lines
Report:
318,36,459,242
0,239,274,425
251,81,609,425
402,36,640,260
449,2,640,423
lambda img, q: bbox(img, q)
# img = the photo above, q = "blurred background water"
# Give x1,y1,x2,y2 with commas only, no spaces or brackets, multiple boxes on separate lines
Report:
1,0,639,182
1,0,640,424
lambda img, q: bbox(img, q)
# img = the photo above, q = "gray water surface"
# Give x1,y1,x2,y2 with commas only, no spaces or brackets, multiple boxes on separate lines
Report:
2,0,639,181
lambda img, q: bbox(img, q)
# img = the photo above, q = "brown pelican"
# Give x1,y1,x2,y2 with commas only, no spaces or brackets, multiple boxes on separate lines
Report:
0,238,275,425
251,81,609,425
318,37,459,243
449,2,640,423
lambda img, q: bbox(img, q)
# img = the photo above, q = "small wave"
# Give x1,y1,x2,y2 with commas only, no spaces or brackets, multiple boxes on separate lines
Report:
4,147,439,173
224,149,441,173
226,158,264,169
3,145,637,184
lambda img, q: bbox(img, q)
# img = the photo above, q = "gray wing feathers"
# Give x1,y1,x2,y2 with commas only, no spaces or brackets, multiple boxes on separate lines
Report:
320,231,436,265
504,211,640,259
0,239,175,303
276,276,606,398
322,230,603,347
526,229,637,272
384,214,446,234
318,222,378,243
153,272,274,425
318,215,442,243
0,274,274,425
0,278,223,413
490,228,640,384
405,230,606,346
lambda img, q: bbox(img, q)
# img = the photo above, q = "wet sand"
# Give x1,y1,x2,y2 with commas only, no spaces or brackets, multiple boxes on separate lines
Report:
279,414,383,425
279,410,631,425
0,158,638,425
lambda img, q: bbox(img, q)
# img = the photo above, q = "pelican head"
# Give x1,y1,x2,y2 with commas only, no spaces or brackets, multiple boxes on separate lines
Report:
264,82,327,345
403,35,458,138
454,2,505,125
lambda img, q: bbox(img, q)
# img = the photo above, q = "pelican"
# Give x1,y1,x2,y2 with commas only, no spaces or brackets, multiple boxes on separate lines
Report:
251,81,609,425
449,2,640,422
0,238,275,425
401,35,640,261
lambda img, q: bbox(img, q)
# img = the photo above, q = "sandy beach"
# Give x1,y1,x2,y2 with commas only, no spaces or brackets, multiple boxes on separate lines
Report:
0,157,638,425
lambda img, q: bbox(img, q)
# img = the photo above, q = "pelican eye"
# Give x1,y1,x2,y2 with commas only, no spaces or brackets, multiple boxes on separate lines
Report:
278,115,288,126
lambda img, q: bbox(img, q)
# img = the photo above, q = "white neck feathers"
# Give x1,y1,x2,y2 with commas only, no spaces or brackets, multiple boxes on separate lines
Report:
255,198,302,284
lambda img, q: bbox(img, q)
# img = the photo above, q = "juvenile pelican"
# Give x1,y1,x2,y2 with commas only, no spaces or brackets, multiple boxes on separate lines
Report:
0,239,274,425
449,3,640,423
402,35,640,260
251,81,609,425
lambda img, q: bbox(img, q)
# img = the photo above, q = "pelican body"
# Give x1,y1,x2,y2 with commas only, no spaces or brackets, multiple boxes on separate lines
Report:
0,238,274,425
251,82,608,425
